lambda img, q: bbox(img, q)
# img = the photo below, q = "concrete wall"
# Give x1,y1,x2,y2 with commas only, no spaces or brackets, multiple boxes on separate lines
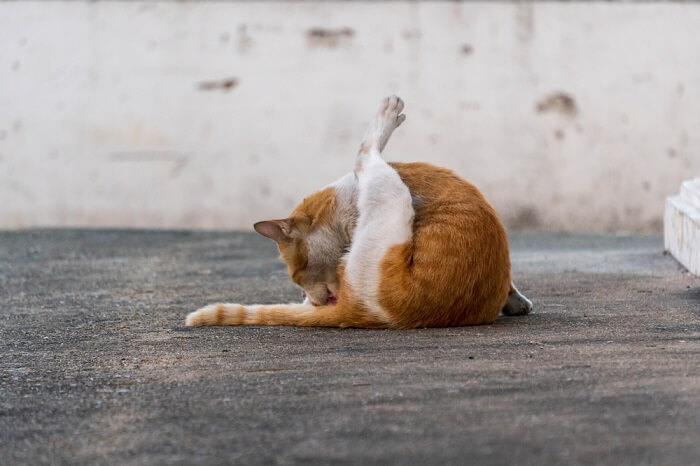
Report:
1,1,699,232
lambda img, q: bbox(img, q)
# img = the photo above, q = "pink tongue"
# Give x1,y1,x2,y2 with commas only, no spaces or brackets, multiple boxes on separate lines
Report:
328,296,338,305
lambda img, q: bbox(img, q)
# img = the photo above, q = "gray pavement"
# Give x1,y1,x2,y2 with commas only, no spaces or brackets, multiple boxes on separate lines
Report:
0,230,698,465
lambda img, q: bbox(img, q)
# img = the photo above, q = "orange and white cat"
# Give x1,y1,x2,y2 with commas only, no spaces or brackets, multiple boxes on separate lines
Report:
186,95,532,328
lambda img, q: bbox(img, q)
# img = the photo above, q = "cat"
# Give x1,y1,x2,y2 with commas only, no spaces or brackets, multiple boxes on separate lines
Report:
186,95,533,328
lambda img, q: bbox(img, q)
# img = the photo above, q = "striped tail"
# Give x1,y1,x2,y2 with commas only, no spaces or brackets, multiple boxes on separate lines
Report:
185,302,386,328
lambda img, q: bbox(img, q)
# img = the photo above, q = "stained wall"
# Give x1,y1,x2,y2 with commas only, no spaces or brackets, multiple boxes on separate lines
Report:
1,2,698,231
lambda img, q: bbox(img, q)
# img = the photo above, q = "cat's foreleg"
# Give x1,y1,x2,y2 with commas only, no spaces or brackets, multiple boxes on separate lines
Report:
502,283,533,316
345,95,413,320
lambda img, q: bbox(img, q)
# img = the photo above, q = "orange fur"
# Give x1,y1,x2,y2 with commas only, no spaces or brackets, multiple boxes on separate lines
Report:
289,187,336,233
379,163,510,327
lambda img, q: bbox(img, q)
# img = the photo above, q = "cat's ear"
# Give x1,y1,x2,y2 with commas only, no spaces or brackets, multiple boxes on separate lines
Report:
253,219,293,242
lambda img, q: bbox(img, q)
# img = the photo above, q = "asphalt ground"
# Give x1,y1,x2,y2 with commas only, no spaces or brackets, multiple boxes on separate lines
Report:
1,230,698,465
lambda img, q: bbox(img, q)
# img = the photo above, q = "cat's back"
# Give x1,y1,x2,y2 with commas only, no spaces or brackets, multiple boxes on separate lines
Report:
390,161,501,229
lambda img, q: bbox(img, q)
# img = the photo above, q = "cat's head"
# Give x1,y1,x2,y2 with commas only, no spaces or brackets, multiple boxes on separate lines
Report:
253,187,349,306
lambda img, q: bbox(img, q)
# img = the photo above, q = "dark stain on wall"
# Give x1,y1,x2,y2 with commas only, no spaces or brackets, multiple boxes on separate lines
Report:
7,179,36,202
647,217,663,232
508,206,541,230
401,29,422,40
307,27,355,48
676,83,685,98
515,3,535,43
536,92,578,117
109,151,189,161
459,101,480,111
198,78,239,92
237,25,253,54
460,43,474,56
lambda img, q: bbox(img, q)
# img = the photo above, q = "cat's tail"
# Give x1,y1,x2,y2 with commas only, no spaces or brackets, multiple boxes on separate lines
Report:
185,302,387,328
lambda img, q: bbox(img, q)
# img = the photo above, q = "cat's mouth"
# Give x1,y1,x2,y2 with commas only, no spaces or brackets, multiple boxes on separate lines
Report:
325,285,338,305
323,286,338,306
303,288,338,306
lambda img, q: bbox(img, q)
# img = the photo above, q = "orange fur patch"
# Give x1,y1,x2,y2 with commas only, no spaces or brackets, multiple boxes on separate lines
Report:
290,187,336,233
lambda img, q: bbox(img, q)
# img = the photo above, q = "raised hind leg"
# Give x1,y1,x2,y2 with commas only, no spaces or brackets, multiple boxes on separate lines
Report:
344,95,413,322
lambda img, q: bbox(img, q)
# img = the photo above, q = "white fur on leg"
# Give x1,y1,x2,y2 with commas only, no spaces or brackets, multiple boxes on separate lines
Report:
502,283,533,316
346,152,414,319
357,95,406,165
345,96,413,320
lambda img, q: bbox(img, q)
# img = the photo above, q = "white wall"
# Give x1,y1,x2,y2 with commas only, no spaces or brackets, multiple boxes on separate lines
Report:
1,1,699,232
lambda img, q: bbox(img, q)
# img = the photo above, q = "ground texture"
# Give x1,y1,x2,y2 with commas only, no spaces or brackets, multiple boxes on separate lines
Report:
1,230,699,465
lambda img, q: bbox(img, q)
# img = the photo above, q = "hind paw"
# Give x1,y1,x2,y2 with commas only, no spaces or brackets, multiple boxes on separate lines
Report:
502,287,533,316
